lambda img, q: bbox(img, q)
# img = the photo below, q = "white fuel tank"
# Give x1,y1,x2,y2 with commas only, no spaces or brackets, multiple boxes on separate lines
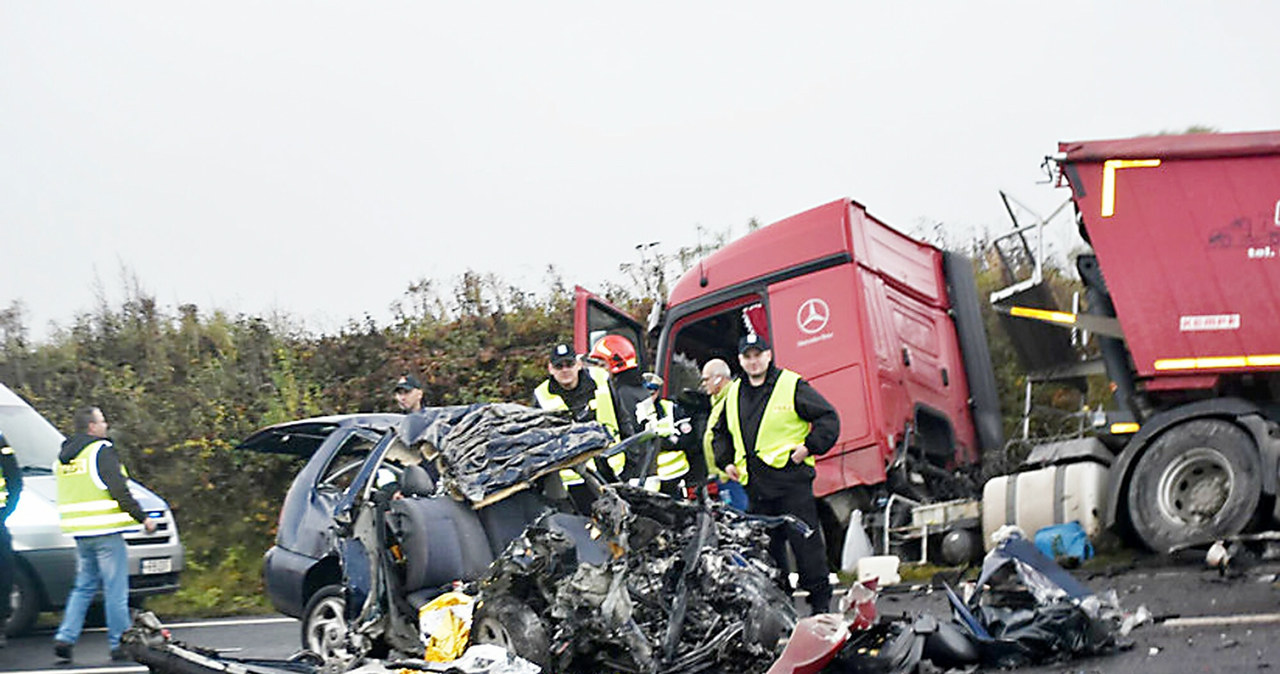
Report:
981,438,1113,550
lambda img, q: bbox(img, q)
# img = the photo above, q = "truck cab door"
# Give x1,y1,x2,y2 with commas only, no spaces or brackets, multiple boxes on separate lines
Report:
573,286,647,370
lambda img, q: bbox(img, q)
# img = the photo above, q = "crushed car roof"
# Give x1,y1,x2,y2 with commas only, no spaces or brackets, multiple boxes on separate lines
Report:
237,413,403,456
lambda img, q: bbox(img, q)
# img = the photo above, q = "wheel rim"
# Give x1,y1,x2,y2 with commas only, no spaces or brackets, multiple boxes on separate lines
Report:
474,615,514,651
1156,447,1234,526
304,595,347,658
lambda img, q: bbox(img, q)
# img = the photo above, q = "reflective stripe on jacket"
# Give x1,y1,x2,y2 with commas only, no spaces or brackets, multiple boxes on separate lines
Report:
725,369,812,486
55,439,138,536
654,399,690,481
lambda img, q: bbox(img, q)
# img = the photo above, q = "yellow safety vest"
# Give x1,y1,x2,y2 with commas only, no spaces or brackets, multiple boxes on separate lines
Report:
725,369,813,486
702,386,729,480
653,399,690,482
534,367,624,484
55,440,139,536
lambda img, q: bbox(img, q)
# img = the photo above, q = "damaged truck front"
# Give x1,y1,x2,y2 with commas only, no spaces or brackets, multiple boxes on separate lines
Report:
575,197,1004,565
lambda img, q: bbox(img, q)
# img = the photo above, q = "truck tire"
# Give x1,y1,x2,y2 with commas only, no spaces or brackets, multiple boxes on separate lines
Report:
5,563,40,637
300,585,347,661
1127,420,1261,553
471,595,549,669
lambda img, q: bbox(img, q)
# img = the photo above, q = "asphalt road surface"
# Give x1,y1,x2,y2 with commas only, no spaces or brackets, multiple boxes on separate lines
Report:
2,559,1277,673
0,615,298,673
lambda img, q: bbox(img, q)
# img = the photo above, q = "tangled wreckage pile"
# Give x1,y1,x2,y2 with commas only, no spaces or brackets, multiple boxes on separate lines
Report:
120,403,1141,673
478,486,798,673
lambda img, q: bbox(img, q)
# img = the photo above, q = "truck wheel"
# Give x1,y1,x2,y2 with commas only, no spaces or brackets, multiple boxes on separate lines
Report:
300,585,347,661
1127,420,1261,553
5,564,40,637
472,595,549,668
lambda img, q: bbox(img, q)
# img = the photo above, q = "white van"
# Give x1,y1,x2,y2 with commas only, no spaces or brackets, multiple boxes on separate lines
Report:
1,383,184,635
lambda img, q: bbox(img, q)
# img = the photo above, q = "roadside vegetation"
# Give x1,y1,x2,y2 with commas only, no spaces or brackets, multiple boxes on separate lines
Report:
0,228,1104,616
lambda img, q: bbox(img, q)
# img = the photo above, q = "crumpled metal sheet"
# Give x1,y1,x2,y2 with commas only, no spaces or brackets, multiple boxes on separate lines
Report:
401,404,612,503
481,486,797,674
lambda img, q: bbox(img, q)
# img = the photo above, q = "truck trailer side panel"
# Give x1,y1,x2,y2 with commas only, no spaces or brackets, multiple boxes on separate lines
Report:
1061,132,1280,378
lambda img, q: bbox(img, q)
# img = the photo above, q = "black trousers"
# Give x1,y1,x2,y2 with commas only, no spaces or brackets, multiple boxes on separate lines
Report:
748,486,831,613
0,525,13,622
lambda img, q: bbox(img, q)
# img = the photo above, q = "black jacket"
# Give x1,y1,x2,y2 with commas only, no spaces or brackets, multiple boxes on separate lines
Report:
0,432,21,523
536,370,600,423
59,433,147,525
609,369,648,440
711,365,840,500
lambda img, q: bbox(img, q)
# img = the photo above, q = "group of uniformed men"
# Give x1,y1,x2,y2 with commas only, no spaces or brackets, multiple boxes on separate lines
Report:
391,333,840,612
528,333,841,614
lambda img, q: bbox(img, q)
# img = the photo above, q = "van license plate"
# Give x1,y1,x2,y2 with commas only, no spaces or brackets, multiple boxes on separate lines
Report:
142,558,172,574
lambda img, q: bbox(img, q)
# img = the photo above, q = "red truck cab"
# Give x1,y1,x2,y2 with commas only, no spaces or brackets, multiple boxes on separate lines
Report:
576,198,1002,551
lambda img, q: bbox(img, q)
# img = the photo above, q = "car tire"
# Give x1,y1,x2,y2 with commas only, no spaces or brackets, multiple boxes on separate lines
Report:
471,595,549,668
1127,419,1261,553
6,563,40,637
300,585,347,661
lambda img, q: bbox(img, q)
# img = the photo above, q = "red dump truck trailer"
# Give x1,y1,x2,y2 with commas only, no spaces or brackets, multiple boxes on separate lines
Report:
995,130,1280,552
575,198,1004,561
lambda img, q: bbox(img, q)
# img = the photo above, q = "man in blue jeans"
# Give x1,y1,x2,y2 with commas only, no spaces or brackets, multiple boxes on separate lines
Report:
53,406,155,663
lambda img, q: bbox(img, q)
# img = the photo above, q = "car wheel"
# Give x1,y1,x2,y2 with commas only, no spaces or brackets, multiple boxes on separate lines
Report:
6,563,40,637
300,585,347,661
471,595,549,668
1127,419,1261,553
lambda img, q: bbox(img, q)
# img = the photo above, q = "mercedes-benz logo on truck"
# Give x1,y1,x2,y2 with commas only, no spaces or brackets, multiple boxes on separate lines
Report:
797,298,830,334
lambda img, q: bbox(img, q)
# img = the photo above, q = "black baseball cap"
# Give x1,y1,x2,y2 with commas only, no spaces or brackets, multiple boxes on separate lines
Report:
547,345,578,365
549,343,577,365
392,374,422,392
738,334,770,354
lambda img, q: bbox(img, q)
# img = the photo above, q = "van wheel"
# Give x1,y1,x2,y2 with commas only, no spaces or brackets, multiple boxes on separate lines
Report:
6,564,40,637
1127,420,1261,553
300,585,347,661
472,596,549,668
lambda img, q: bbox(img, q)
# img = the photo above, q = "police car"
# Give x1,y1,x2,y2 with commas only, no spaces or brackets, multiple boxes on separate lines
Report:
1,383,183,635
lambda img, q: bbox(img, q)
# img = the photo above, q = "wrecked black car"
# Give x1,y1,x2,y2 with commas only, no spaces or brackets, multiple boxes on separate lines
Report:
127,403,800,674
343,403,800,673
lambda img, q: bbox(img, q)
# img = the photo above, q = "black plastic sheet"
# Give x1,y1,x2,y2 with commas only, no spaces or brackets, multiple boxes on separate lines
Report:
402,404,612,502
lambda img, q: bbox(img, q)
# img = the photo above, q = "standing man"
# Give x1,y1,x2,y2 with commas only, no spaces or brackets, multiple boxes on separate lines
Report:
711,335,840,614
392,374,426,413
0,432,22,648
533,344,625,500
698,358,749,510
53,407,156,663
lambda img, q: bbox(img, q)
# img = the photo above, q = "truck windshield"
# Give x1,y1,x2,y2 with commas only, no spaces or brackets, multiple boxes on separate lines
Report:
664,297,764,395
0,403,67,472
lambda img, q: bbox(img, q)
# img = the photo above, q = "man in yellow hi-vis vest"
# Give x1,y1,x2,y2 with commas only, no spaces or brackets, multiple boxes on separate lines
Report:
533,344,626,509
53,407,156,664
711,334,839,614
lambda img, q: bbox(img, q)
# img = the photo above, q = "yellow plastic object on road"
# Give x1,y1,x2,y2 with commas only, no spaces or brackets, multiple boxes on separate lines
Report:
418,591,475,662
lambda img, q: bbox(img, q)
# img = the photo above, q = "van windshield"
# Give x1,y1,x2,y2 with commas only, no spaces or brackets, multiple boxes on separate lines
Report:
0,404,67,472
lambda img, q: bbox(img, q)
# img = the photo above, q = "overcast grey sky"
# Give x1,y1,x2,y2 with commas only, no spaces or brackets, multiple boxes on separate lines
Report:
3,1,1277,340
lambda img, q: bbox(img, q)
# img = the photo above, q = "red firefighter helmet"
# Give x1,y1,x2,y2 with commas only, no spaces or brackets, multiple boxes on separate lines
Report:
590,334,638,374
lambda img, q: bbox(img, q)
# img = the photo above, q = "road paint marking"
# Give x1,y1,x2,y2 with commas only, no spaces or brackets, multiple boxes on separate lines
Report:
82,615,295,633
24,667,145,674
1163,612,1280,628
